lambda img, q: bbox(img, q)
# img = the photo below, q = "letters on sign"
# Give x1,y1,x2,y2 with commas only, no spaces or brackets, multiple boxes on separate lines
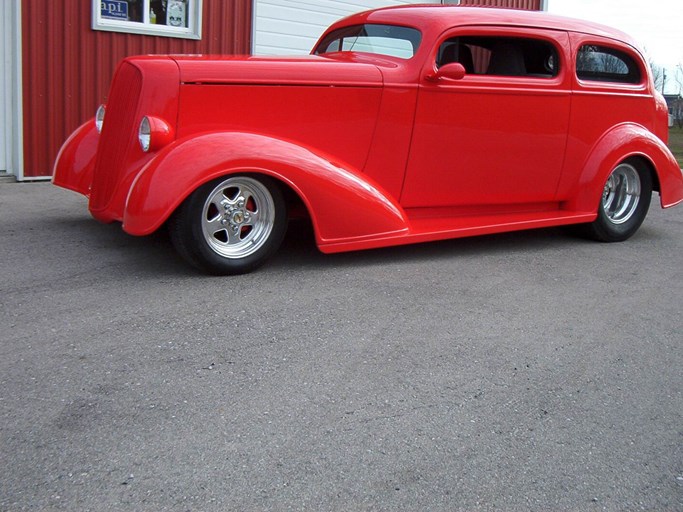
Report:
101,0,129,20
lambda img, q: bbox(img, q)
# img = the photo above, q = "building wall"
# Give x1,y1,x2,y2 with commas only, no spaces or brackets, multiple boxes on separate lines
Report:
21,0,542,179
22,0,252,178
2,0,23,177
459,0,543,9
253,0,442,56
252,0,542,57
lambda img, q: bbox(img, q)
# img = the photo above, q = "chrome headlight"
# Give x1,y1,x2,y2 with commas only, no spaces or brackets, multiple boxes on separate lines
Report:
138,116,151,152
138,115,174,152
95,105,106,133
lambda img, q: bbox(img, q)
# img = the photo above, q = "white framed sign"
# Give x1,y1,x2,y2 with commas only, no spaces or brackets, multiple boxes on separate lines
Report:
93,0,202,40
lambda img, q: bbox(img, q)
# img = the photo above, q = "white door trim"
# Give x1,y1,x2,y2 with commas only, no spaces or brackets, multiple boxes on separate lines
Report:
1,0,24,180
0,0,9,173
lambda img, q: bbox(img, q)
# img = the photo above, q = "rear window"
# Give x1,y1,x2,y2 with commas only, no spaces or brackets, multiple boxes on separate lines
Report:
315,24,422,60
576,45,641,84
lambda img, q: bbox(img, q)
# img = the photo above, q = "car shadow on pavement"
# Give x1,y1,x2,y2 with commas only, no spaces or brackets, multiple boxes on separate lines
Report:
46,215,664,277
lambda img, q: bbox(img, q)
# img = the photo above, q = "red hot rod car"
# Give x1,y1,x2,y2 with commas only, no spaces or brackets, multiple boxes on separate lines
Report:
54,5,683,274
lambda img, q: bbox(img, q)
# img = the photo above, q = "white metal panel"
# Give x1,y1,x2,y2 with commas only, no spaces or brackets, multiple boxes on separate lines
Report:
1,0,23,178
0,0,9,171
253,0,442,56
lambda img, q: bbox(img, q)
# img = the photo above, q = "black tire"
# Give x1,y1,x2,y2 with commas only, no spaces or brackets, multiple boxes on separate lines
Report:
577,160,652,242
169,174,287,275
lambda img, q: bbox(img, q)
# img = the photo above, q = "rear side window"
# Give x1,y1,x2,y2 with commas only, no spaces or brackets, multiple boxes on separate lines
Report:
576,45,641,84
437,36,559,78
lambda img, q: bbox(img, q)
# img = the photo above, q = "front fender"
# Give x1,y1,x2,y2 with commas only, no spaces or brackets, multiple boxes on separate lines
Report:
52,119,98,196
123,132,409,245
565,123,683,212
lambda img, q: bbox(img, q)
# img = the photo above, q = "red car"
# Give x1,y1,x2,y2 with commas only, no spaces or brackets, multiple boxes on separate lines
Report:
54,5,683,274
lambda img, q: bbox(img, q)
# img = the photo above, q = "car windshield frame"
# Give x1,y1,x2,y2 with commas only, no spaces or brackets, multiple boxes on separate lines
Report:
314,23,422,60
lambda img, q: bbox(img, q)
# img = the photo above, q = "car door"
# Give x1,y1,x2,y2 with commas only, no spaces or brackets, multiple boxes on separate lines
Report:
401,28,571,208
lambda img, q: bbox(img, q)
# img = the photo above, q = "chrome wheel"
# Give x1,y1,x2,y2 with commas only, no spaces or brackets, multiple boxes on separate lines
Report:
201,176,276,259
170,174,287,275
572,159,652,243
601,163,641,225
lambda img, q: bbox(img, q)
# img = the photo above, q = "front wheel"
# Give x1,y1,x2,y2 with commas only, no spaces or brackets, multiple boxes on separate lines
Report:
579,160,652,242
169,174,287,275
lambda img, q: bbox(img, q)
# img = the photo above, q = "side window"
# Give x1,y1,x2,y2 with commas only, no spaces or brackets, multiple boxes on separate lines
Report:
437,36,559,78
576,45,641,84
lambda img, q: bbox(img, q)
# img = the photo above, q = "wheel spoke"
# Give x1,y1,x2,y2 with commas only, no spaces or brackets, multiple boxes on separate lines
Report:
604,193,614,215
601,164,641,224
218,228,239,246
245,208,260,225
210,190,229,208
204,214,224,234
242,189,255,210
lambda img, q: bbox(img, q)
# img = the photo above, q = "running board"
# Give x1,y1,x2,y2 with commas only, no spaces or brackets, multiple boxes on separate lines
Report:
319,209,596,254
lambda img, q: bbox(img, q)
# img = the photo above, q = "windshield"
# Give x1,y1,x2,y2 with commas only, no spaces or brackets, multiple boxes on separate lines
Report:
314,24,422,60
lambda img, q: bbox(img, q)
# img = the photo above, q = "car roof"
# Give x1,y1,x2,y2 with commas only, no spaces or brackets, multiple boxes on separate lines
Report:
334,4,640,49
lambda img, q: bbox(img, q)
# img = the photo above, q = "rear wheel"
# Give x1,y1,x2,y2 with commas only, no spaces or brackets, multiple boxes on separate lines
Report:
580,160,652,242
169,174,287,275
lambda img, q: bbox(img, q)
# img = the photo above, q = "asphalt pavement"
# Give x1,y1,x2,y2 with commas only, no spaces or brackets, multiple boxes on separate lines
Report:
1,182,682,511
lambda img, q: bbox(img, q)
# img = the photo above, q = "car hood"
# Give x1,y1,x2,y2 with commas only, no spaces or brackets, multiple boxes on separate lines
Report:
171,55,384,87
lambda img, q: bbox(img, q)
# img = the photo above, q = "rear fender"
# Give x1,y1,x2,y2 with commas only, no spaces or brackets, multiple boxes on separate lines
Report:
565,123,683,212
123,132,409,244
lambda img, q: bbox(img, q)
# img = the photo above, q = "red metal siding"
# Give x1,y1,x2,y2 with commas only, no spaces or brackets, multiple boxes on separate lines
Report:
459,0,542,10
22,0,252,178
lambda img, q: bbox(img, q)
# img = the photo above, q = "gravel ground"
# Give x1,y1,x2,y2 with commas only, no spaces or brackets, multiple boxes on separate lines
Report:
1,182,682,511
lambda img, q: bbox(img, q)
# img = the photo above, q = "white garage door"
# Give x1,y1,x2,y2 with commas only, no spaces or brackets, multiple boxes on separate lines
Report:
1,0,23,177
253,0,442,56
0,0,10,172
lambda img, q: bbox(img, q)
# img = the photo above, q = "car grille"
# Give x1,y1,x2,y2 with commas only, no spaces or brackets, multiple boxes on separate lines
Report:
90,62,143,213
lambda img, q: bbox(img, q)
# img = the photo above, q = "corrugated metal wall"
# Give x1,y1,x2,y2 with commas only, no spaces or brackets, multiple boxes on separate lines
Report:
23,0,540,178
22,0,252,178
458,0,542,10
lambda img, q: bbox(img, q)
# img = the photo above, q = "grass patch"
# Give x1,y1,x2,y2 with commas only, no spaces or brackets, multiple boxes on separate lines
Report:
669,126,683,168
